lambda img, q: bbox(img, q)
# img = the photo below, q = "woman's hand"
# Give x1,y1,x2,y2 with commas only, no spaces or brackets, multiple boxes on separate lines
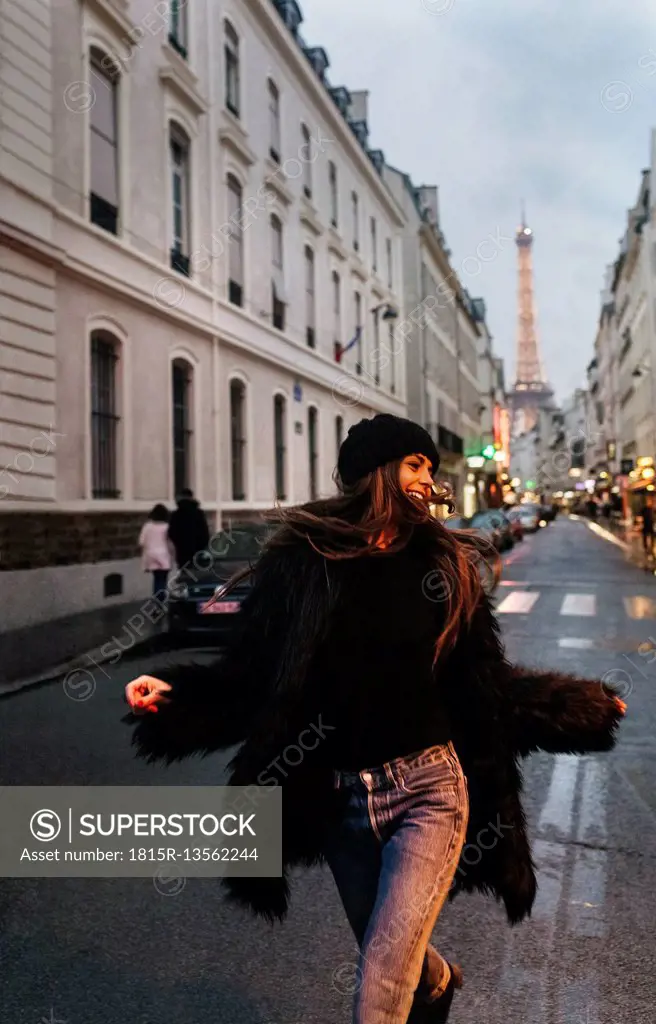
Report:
612,696,627,716
125,675,173,714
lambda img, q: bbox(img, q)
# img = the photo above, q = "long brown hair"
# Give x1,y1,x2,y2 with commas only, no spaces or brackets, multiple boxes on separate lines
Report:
221,459,500,666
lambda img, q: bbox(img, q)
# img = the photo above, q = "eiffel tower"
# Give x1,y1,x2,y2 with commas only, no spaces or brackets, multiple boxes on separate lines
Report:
509,207,554,435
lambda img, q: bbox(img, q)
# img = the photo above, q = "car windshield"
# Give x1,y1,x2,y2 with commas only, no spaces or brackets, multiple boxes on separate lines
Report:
209,525,273,559
470,512,491,526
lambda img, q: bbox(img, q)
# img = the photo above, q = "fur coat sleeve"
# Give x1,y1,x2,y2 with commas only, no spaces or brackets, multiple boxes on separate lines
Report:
124,542,325,763
464,593,623,757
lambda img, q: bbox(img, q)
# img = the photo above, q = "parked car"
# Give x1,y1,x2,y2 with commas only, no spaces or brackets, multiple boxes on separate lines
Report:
443,514,471,531
469,510,506,551
487,509,516,550
512,505,540,533
504,509,524,542
167,521,274,640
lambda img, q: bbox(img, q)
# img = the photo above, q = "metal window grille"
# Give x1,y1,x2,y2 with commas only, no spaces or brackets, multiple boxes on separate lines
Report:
91,334,120,498
308,406,318,500
172,362,192,494
274,395,286,500
230,380,246,500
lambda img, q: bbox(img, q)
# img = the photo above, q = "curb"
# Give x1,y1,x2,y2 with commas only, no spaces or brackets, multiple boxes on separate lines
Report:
0,633,158,699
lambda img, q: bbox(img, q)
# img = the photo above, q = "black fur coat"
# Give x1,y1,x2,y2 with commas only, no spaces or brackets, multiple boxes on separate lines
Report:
126,526,622,925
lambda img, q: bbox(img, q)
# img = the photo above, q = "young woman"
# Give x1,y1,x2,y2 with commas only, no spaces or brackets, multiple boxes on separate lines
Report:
123,414,626,1024
138,503,174,599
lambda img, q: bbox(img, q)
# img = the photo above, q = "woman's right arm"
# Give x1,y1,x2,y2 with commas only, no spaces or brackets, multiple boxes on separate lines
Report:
122,544,301,762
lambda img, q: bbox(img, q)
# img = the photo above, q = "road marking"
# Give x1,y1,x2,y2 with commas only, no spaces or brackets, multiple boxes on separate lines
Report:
558,637,594,649
496,590,540,614
538,754,580,838
623,595,656,619
560,594,596,616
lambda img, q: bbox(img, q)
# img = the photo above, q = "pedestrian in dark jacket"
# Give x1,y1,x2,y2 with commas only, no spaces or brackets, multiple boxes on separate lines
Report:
124,415,626,1024
641,495,654,559
167,488,210,569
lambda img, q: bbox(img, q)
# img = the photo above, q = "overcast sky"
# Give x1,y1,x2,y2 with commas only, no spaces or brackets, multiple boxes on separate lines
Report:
299,0,656,402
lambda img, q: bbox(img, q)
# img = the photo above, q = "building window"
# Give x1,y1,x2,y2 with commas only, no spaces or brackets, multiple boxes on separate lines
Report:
170,125,191,276
373,307,380,386
271,214,285,330
386,238,393,288
370,217,377,272
335,414,344,462
169,0,188,58
274,394,286,500
305,246,315,348
268,79,281,163
308,406,318,500
301,123,312,198
389,320,396,394
90,331,120,498
230,378,246,500
172,360,193,494
354,290,362,375
227,174,244,306
329,161,338,227
332,271,341,359
352,191,359,251
224,20,240,118
89,49,119,235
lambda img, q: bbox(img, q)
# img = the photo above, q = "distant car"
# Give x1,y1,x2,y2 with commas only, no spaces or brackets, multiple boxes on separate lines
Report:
513,505,540,533
167,522,274,641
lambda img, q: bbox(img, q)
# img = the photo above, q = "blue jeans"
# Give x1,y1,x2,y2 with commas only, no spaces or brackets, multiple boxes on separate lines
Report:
326,742,469,1024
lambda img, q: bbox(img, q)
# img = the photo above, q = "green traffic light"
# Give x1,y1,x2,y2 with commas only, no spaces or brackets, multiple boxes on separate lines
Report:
482,445,495,459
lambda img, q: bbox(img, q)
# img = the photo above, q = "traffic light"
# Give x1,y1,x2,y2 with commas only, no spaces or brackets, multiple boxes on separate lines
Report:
482,444,496,459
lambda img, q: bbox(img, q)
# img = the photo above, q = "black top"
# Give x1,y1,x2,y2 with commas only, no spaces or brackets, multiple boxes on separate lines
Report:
313,540,452,770
642,506,654,534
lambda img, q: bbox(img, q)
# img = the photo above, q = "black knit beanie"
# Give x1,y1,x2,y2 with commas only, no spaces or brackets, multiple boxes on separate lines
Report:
337,414,440,487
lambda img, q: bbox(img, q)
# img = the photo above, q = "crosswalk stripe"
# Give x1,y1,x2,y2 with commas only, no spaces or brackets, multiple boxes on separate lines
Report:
496,590,540,614
560,594,596,616
558,637,594,649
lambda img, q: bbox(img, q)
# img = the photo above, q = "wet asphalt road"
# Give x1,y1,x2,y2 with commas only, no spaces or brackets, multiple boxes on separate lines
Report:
1,516,655,1024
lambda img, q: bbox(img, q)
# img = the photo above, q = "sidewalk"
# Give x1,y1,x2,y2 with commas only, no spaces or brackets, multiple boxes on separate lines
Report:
577,514,656,571
0,599,164,694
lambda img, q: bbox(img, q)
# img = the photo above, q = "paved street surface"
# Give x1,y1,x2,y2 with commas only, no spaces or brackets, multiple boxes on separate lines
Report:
1,516,655,1023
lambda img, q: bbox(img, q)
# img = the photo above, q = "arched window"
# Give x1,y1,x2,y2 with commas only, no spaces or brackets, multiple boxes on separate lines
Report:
308,406,318,500
301,123,312,198
335,415,344,464
89,48,120,235
268,79,281,163
172,359,193,494
332,270,341,360
329,161,338,227
230,378,246,500
170,123,191,275
354,290,363,376
227,174,244,306
273,394,286,501
305,245,315,348
271,214,285,330
225,21,240,117
90,330,120,498
351,190,359,251
169,0,188,58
